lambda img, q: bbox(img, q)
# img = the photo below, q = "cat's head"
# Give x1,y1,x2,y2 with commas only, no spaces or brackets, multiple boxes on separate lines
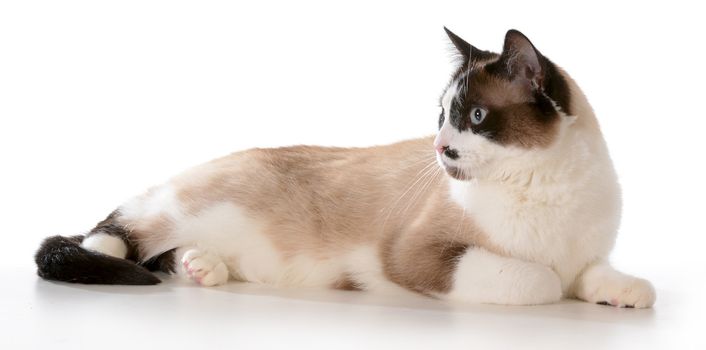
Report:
436,28,575,181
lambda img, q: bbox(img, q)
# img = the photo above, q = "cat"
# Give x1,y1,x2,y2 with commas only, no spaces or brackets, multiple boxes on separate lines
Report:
35,28,656,308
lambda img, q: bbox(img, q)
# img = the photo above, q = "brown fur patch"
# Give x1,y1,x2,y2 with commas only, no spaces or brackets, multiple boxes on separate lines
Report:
380,186,503,295
449,68,562,148
332,275,362,291
382,237,470,295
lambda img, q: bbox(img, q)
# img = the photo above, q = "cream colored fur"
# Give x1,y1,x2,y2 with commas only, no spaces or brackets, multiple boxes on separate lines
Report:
89,64,654,308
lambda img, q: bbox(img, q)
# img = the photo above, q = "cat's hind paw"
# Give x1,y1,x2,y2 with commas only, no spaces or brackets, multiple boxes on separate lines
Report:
180,249,229,287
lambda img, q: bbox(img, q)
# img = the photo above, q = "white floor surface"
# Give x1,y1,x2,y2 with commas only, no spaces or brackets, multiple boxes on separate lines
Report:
3,261,703,350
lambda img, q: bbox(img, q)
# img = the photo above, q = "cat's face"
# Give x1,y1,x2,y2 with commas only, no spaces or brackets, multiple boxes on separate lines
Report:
435,29,573,181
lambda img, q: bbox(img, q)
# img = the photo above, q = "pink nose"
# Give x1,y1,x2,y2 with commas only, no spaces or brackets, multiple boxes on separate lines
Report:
433,133,449,154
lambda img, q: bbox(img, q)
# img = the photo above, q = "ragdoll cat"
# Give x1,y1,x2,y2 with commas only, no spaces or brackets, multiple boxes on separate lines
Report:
35,28,656,308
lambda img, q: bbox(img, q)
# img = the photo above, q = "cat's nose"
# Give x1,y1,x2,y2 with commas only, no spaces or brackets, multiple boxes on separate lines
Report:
433,136,449,154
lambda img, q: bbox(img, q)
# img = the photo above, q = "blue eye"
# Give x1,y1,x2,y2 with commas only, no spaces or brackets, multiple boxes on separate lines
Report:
471,107,487,125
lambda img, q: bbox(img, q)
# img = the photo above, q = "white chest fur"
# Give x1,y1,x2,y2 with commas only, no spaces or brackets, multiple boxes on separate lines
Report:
449,169,621,291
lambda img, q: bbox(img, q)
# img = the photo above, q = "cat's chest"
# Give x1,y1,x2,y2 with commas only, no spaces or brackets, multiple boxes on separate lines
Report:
450,180,610,287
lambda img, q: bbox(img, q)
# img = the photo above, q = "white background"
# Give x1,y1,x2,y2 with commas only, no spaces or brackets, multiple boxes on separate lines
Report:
1,1,704,349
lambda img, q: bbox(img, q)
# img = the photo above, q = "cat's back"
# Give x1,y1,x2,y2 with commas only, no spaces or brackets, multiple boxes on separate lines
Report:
167,137,438,216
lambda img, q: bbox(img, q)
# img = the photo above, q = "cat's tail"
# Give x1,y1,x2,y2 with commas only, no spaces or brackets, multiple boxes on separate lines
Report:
34,211,169,285
35,235,161,285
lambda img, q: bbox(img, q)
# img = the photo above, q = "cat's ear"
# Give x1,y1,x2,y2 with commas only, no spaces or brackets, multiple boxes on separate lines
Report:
444,27,472,58
444,27,486,62
499,29,544,87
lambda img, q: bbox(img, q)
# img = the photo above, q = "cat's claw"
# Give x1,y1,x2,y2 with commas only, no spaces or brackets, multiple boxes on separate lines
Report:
180,249,229,286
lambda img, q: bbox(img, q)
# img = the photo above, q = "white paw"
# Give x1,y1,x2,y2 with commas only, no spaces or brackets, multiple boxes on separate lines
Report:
180,249,229,287
575,265,656,308
588,277,655,308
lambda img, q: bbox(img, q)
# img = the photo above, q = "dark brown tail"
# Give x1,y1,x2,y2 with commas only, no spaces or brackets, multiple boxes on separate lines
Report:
35,235,162,285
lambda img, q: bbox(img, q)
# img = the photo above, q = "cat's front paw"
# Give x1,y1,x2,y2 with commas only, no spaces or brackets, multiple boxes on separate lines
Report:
575,265,656,308
592,277,655,308
180,249,229,287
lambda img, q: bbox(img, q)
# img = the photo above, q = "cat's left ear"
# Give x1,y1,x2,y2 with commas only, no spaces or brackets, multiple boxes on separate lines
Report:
498,29,544,88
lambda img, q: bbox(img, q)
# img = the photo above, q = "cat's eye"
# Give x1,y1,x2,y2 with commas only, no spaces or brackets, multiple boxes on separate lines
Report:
470,107,487,125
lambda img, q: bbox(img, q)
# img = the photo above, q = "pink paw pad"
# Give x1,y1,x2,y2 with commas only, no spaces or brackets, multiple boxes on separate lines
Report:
179,249,229,286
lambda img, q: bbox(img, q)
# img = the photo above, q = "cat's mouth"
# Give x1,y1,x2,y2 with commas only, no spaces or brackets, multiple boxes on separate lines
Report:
442,164,473,181
437,151,473,180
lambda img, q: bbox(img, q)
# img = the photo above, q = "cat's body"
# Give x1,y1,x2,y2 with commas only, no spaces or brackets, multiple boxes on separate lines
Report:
35,29,655,308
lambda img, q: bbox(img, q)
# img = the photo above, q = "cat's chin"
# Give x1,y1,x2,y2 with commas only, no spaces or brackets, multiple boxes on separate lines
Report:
443,165,473,181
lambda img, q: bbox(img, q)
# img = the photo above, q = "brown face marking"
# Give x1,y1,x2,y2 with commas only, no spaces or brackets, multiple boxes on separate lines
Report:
447,67,563,148
443,29,572,149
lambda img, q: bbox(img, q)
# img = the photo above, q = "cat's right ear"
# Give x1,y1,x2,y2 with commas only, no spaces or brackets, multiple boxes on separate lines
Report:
444,27,487,62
